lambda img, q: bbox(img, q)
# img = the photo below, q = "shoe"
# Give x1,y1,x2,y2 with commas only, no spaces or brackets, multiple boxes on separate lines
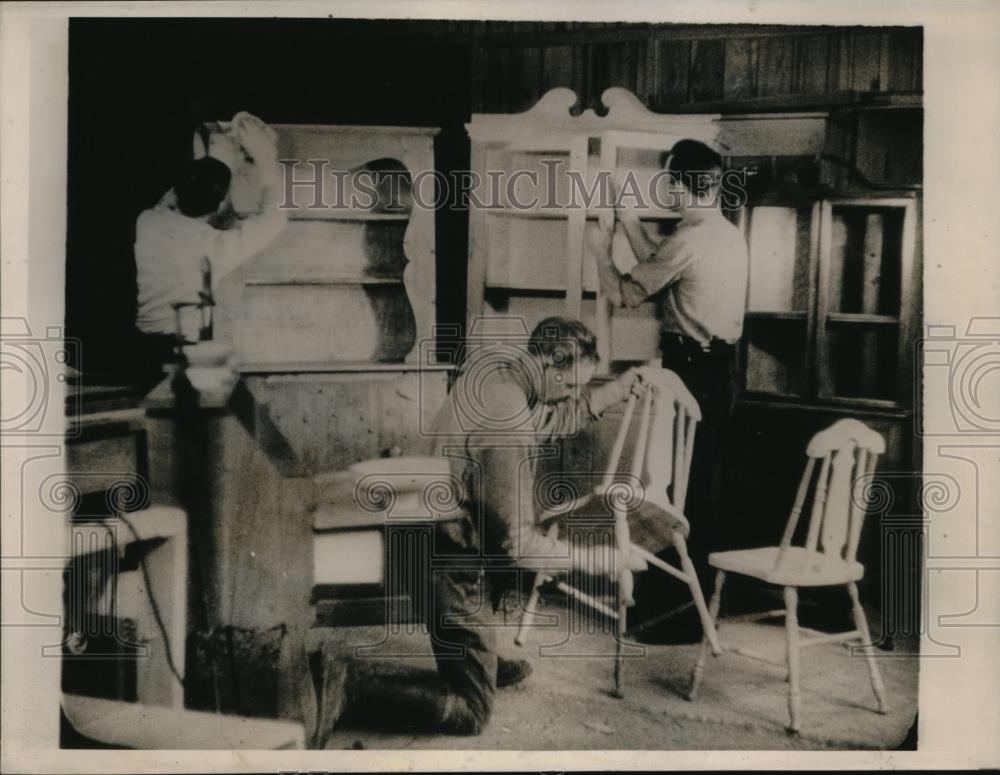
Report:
497,657,533,688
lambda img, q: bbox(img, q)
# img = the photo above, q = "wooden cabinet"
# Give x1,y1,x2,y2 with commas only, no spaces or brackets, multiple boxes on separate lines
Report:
197,122,439,366
734,189,921,618
466,88,717,370
466,87,850,371
740,195,919,409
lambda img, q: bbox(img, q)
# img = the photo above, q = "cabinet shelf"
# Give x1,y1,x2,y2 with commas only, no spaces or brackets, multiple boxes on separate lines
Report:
826,313,900,325
745,310,808,320
738,392,910,416
245,276,403,287
485,283,598,297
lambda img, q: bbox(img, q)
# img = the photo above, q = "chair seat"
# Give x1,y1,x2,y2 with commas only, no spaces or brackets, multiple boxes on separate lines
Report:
543,499,689,555
708,546,864,587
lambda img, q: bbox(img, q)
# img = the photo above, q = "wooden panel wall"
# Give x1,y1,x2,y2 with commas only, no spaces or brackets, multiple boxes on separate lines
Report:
472,24,922,114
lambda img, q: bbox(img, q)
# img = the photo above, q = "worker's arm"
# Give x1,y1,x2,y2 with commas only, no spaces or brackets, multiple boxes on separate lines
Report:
472,382,646,576
213,114,288,277
535,369,643,440
616,212,694,308
617,209,660,265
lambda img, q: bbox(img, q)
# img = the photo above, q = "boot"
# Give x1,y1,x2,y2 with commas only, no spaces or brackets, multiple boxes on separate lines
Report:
344,662,486,736
497,657,532,688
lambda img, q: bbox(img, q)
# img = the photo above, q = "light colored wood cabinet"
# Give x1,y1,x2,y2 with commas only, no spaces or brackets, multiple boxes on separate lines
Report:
466,87,849,370
197,123,439,367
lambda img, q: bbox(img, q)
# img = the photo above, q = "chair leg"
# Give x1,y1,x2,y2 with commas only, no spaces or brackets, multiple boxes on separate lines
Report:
784,586,802,734
613,587,628,699
848,582,889,714
673,532,721,655
688,570,725,701
514,571,548,647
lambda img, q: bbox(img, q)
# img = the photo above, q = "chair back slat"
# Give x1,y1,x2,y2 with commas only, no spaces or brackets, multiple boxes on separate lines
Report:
774,456,818,569
820,443,856,556
845,451,878,562
680,413,697,513
797,419,886,561
633,368,700,513
804,454,832,553
601,392,637,491
671,404,684,504
630,388,655,481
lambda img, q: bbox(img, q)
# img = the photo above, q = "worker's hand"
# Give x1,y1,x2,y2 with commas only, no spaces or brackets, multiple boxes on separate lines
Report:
588,368,646,416
592,212,615,244
608,169,639,224
619,367,648,398
230,111,278,167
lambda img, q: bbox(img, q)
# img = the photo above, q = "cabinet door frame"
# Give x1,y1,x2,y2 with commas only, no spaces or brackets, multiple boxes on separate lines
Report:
471,135,590,319
740,200,822,399
742,194,918,409
597,129,693,371
815,197,917,406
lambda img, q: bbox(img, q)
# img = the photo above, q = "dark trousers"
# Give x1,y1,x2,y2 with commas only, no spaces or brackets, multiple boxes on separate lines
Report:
373,528,499,735
428,565,498,730
132,329,179,396
659,333,737,579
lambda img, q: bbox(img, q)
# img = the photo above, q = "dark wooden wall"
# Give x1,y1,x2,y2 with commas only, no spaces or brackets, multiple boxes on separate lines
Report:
471,23,921,113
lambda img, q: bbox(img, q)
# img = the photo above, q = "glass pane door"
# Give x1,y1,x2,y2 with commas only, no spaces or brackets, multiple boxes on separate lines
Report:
742,204,817,397
818,200,913,402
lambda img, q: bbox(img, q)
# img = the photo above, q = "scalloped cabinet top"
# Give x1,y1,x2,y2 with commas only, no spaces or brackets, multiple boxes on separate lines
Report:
467,87,841,158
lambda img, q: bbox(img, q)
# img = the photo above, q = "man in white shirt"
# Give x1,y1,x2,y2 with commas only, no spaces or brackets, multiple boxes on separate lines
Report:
595,139,749,614
133,112,287,389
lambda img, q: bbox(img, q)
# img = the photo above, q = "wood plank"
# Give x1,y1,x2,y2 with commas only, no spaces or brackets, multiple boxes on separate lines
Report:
723,38,758,100
851,32,883,91
584,43,605,110
572,43,589,105
797,34,830,95
757,36,794,97
66,434,141,495
887,29,919,92
861,213,885,315
466,142,490,328
656,39,690,106
565,136,589,319
689,39,725,103
522,46,544,111
542,44,575,92
498,47,513,111
828,31,854,92
235,284,416,363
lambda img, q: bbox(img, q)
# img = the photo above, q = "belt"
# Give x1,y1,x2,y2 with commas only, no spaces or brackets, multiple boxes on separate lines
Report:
661,331,735,355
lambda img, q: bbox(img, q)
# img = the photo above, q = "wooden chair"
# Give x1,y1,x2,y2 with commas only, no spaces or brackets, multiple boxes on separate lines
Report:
687,418,889,734
516,367,721,697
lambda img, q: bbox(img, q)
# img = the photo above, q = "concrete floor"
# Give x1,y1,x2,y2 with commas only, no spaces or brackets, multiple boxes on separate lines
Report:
319,596,919,751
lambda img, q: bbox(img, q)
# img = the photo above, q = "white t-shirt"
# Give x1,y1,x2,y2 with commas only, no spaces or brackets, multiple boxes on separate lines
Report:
620,209,749,346
134,190,286,336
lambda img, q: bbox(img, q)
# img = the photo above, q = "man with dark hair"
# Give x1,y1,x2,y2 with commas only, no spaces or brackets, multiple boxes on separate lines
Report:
314,317,646,741
595,138,749,610
173,156,233,218
133,112,287,390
